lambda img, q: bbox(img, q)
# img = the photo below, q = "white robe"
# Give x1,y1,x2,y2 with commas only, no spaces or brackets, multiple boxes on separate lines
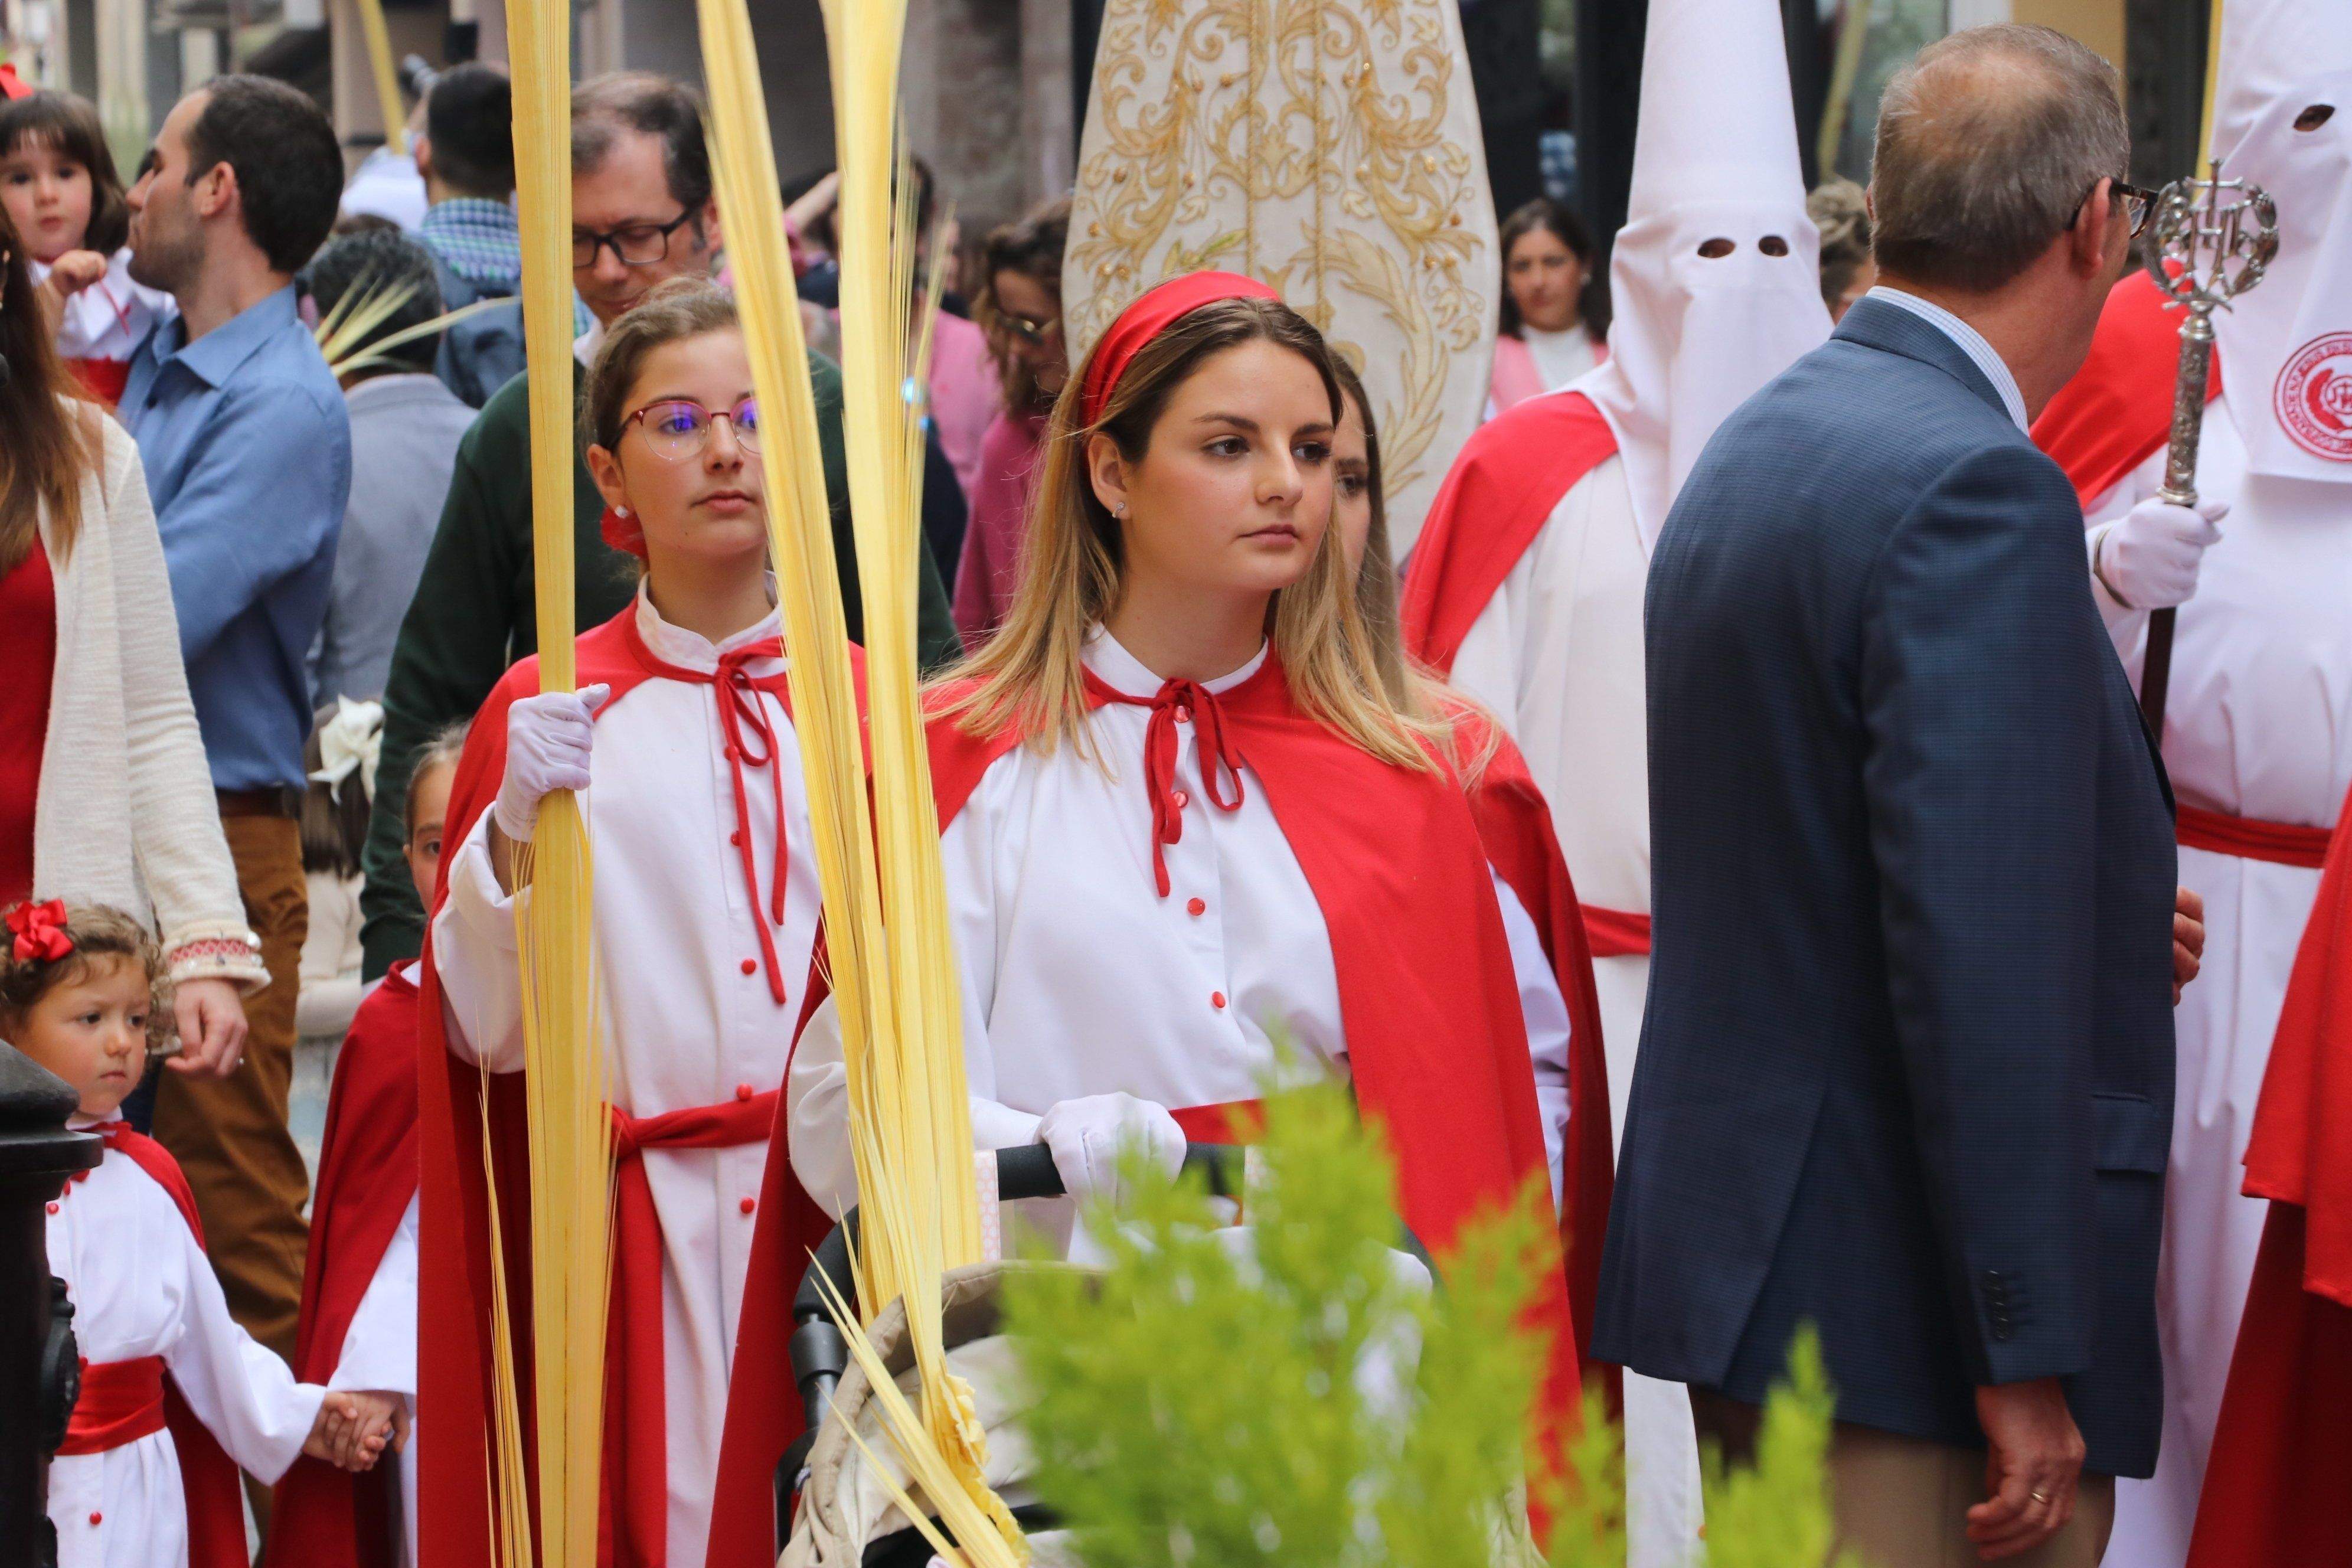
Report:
1445,455,1701,1568
433,589,822,1568
2085,390,2352,1568
326,1191,419,1566
45,1122,325,1568
788,631,1574,1244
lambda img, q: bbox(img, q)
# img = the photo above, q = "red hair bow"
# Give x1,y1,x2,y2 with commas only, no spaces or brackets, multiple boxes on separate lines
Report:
6,900,74,963
0,64,31,102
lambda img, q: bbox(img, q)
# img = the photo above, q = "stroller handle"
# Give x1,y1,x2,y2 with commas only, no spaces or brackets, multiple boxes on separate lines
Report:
792,1142,1241,1325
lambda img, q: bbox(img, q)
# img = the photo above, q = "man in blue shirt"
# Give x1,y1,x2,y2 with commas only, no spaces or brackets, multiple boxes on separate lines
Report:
119,72,348,1368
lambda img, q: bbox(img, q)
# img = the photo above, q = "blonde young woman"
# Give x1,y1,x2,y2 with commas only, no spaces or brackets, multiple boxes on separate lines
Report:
776,270,1584,1452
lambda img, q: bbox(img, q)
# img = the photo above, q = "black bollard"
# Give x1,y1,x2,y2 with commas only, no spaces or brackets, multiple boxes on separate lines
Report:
0,1047,102,1568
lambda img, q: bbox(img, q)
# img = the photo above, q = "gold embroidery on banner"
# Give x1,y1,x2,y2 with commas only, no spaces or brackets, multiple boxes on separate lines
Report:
1070,0,1488,503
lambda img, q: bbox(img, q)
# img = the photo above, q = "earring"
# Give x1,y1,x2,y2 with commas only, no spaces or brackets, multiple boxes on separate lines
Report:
616,505,631,517
1113,502,1128,519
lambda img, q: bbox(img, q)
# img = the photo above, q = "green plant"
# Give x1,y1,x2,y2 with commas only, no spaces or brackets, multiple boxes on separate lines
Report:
1001,1078,1854,1568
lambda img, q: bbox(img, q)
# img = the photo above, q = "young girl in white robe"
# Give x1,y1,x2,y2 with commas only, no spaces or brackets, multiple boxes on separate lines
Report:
3,900,384,1568
419,280,842,1568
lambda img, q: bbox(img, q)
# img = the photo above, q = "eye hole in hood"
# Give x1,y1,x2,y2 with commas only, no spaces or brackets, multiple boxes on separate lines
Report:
1759,234,1791,257
2295,103,2335,132
1697,237,1735,258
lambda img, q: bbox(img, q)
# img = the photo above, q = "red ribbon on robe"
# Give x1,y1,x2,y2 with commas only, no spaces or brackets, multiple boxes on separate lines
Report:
628,632,799,1001
1080,671,1249,897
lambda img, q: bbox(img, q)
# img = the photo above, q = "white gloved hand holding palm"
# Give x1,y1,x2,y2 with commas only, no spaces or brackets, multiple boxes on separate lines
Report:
1035,1093,1186,1204
2093,496,2227,610
492,684,610,842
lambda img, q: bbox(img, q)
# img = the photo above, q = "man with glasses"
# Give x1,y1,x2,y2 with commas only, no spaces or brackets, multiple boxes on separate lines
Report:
355,71,962,981
1608,25,2197,1566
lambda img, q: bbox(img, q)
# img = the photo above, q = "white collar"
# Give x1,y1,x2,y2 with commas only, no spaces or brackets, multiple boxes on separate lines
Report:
1864,286,2030,432
632,580,785,675
1081,626,1269,700
574,316,606,369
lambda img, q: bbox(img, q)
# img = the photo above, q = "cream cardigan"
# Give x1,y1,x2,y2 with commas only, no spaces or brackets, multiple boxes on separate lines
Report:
30,409,266,990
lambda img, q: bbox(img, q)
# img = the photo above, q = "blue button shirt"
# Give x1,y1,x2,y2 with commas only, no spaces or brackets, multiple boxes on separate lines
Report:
120,285,352,791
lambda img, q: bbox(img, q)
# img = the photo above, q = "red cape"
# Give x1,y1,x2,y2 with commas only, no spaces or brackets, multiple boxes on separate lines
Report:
413,607,852,1568
1452,707,1614,1377
101,1129,256,1568
262,967,420,1568
2186,774,2352,1566
1399,390,1619,678
2031,269,2226,507
711,661,1584,1563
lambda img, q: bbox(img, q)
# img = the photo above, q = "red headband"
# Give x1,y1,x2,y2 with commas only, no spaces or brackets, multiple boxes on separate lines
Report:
1079,270,1282,427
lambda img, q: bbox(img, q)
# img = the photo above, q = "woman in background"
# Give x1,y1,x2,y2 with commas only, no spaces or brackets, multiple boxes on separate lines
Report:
1807,177,1875,322
0,203,259,1085
1489,197,1603,413
951,195,1070,643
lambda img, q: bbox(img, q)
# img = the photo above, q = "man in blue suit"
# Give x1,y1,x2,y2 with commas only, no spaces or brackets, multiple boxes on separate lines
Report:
1598,25,2206,1566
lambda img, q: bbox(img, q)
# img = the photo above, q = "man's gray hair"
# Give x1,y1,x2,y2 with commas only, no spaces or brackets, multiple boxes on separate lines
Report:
1871,24,2129,293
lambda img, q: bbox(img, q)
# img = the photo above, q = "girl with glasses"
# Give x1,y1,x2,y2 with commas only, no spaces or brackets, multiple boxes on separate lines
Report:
417,278,852,1567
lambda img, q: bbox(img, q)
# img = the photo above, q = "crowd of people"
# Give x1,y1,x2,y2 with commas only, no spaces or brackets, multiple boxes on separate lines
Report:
0,1,2347,1566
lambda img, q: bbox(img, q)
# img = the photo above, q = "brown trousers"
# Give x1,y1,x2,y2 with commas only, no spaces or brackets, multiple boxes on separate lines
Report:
153,811,312,1362
1690,1388,2116,1568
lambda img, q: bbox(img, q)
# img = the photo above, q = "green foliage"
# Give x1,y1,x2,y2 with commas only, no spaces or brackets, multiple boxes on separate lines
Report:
999,1078,1853,1568
1697,1332,1856,1568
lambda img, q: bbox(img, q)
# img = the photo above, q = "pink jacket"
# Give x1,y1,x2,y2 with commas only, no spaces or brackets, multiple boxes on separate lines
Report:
950,408,1050,644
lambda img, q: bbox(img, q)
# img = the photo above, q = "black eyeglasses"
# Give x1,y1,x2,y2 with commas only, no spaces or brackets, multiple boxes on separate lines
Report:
2074,177,2160,239
573,209,698,270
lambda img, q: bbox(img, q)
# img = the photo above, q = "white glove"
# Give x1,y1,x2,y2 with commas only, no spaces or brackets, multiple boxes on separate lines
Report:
2093,496,2227,611
1034,1093,1186,1203
492,684,609,842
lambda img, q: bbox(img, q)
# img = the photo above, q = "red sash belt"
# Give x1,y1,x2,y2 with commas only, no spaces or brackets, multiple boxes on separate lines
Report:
1581,905,1652,959
605,1089,779,1568
1170,1099,1266,1147
58,1355,166,1456
2178,805,2335,871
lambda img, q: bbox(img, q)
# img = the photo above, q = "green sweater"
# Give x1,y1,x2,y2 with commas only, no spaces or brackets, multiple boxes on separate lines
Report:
358,353,963,975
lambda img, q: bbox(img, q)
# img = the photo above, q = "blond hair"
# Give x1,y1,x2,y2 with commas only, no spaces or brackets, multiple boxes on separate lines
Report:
942,295,1444,771
0,902,174,1052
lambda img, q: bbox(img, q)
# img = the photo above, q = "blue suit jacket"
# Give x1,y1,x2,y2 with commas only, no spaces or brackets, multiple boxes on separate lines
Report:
1593,296,2178,1477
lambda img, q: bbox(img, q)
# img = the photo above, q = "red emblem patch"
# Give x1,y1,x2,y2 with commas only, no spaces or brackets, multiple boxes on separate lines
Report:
2273,333,2352,462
